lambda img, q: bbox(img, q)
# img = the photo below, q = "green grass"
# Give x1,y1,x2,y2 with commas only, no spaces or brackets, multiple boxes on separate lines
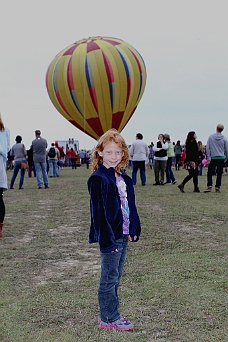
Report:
0,166,227,341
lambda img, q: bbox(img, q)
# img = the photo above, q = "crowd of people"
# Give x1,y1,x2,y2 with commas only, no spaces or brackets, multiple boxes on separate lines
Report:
128,124,228,194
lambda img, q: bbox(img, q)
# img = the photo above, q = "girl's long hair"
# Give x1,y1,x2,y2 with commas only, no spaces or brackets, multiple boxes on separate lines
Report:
197,140,203,151
0,116,5,131
91,129,129,173
185,131,196,144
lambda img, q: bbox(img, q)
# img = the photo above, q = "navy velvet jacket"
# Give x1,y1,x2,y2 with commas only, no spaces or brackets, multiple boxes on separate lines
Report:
87,164,141,253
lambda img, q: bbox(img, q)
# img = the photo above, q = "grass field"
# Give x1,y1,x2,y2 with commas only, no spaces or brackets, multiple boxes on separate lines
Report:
0,165,227,341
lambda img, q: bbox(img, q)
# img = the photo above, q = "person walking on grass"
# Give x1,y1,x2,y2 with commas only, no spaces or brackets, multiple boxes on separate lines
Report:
87,129,141,331
204,124,228,193
0,115,10,237
177,131,200,193
10,135,27,189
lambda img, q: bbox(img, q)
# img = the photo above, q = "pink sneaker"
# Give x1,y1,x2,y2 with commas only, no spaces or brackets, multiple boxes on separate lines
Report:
98,315,134,330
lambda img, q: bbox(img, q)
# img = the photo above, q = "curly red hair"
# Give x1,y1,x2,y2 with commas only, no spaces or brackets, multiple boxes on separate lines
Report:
91,129,129,173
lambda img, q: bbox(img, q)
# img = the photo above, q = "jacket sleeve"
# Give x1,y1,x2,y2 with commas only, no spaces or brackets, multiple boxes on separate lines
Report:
206,138,211,160
225,139,228,160
23,145,27,157
88,176,118,253
162,142,168,150
129,145,134,158
146,145,149,158
6,128,10,153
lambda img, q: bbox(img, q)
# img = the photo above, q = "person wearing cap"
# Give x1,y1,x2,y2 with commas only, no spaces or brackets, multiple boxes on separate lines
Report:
32,130,49,189
10,135,27,189
164,134,177,185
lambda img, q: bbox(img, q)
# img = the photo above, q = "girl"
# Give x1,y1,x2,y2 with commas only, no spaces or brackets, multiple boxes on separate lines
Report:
197,141,204,176
177,131,200,193
0,115,10,237
87,129,141,331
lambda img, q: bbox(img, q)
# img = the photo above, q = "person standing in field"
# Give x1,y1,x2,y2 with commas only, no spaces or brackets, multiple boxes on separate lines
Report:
0,115,10,237
164,134,177,184
9,135,27,189
204,124,228,193
130,133,149,186
32,130,49,189
174,140,182,171
47,143,60,177
87,129,141,331
153,134,168,185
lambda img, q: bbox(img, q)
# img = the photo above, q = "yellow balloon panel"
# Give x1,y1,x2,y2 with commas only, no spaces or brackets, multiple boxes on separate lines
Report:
46,36,147,140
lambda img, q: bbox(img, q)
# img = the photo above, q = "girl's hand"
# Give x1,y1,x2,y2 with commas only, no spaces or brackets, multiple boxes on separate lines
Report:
129,235,138,242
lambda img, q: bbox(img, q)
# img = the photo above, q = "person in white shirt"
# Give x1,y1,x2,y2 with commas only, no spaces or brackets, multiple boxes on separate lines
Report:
130,133,149,186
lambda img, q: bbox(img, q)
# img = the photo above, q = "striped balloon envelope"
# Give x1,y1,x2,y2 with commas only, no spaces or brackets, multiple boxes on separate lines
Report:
46,36,147,140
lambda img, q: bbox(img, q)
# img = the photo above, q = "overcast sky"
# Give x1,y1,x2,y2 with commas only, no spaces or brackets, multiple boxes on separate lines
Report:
1,0,227,150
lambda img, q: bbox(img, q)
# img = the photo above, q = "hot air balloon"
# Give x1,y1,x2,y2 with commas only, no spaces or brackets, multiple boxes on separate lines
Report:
46,36,146,140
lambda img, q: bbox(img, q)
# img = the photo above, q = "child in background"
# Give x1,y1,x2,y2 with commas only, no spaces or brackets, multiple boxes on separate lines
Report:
85,153,90,169
87,129,141,331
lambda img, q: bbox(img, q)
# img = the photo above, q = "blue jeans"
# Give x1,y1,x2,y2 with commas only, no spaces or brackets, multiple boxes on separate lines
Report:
34,162,48,188
98,235,128,322
132,161,146,185
207,159,224,189
165,157,176,183
10,160,25,189
48,159,57,177
198,163,203,176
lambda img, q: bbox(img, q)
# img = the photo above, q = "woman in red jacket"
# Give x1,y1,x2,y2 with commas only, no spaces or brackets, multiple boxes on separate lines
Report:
70,148,77,169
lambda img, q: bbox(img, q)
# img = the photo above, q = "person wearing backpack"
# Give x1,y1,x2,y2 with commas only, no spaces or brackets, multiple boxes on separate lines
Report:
47,143,60,177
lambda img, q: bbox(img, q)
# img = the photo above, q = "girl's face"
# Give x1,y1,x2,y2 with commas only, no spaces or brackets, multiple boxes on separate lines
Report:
98,141,123,169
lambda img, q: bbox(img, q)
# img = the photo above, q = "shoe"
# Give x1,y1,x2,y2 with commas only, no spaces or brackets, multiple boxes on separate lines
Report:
153,182,160,185
19,187,23,190
215,188,220,193
98,316,134,331
164,182,172,185
45,185,49,189
193,188,200,192
204,187,212,193
10,187,14,189
177,184,185,193
160,182,164,185
38,187,42,189
172,180,177,184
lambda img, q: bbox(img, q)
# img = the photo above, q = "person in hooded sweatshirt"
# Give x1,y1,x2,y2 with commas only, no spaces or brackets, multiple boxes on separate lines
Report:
204,124,228,193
